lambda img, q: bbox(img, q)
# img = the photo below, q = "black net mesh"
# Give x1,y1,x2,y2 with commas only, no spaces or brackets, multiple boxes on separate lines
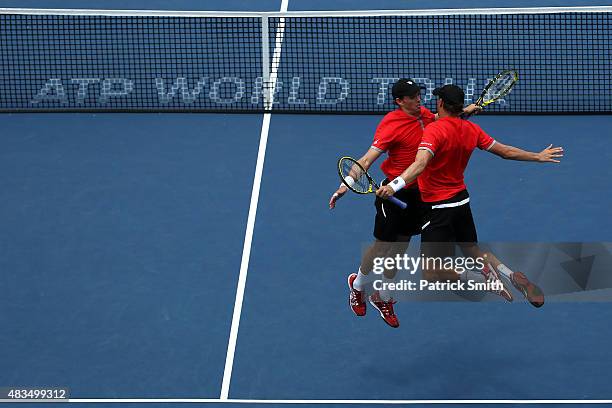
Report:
1,10,610,113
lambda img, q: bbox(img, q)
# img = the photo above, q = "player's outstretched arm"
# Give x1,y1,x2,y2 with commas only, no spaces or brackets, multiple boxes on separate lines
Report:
329,148,382,209
488,142,564,163
329,184,348,209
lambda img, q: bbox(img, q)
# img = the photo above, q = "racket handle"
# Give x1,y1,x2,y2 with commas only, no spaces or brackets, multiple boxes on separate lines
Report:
388,196,408,209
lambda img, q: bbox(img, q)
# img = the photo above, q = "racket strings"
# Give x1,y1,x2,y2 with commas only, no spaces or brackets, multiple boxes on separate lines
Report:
340,159,371,193
483,72,517,103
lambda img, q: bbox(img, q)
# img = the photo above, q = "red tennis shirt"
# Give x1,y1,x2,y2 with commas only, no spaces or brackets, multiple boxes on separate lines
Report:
418,116,496,202
371,106,436,186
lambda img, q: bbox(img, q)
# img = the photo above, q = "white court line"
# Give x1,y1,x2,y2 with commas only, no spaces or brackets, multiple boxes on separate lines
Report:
1,6,611,16
24,398,612,404
218,113,270,401
219,0,289,401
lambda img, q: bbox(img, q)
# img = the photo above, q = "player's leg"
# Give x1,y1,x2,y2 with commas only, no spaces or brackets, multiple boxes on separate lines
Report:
420,217,457,282
453,199,544,305
353,186,419,327
453,202,513,301
420,193,508,299
348,194,408,318
349,238,407,317
420,193,463,282
477,249,545,308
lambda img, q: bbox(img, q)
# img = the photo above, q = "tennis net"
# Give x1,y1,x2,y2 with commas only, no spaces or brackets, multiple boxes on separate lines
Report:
1,7,610,114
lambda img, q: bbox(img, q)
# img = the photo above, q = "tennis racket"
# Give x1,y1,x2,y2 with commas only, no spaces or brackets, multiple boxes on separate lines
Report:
464,69,518,118
337,156,407,209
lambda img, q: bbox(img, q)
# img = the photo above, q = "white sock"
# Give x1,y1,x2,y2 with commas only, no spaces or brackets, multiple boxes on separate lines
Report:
352,268,372,291
459,269,486,284
496,263,514,280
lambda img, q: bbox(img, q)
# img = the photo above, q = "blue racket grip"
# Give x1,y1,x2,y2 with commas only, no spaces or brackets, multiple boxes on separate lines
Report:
388,196,407,209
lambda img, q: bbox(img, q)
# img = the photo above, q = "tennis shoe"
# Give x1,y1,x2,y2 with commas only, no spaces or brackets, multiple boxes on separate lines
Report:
348,273,366,316
511,271,545,308
368,292,399,328
483,264,513,302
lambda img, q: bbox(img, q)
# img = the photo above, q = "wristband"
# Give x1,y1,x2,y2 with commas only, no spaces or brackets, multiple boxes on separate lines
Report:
343,176,356,188
390,176,406,192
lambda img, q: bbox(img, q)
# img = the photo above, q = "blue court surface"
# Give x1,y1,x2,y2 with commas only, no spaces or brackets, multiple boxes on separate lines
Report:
0,0,611,407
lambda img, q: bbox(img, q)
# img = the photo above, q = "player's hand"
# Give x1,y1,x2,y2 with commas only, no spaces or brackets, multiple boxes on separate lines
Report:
463,104,483,116
375,185,395,199
329,185,348,209
537,144,564,163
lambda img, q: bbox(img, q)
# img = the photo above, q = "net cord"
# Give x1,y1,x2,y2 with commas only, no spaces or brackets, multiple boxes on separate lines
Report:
1,6,611,18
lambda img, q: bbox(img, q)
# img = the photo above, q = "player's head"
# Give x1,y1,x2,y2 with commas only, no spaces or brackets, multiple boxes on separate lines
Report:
392,78,424,112
433,85,465,115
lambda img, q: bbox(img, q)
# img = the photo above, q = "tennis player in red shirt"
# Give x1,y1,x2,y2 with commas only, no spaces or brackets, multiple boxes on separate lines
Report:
330,79,480,327
376,84,563,307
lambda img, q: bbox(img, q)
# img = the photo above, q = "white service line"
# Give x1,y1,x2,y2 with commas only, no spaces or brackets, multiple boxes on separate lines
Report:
219,0,289,401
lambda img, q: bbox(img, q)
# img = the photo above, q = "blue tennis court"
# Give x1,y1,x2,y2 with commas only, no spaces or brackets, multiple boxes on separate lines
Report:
0,0,611,406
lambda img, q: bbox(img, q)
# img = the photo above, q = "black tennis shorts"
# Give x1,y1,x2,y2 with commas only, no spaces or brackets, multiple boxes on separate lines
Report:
373,181,423,242
420,189,478,244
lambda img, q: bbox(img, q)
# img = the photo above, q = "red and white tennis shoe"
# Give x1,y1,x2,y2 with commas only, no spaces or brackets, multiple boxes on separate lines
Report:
483,264,513,302
368,292,399,328
511,271,545,308
348,273,366,316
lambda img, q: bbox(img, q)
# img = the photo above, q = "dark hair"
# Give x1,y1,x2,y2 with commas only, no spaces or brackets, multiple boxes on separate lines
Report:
442,101,464,115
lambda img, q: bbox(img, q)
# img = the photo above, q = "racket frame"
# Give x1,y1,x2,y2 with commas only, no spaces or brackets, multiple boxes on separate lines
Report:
476,69,519,107
337,156,408,209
